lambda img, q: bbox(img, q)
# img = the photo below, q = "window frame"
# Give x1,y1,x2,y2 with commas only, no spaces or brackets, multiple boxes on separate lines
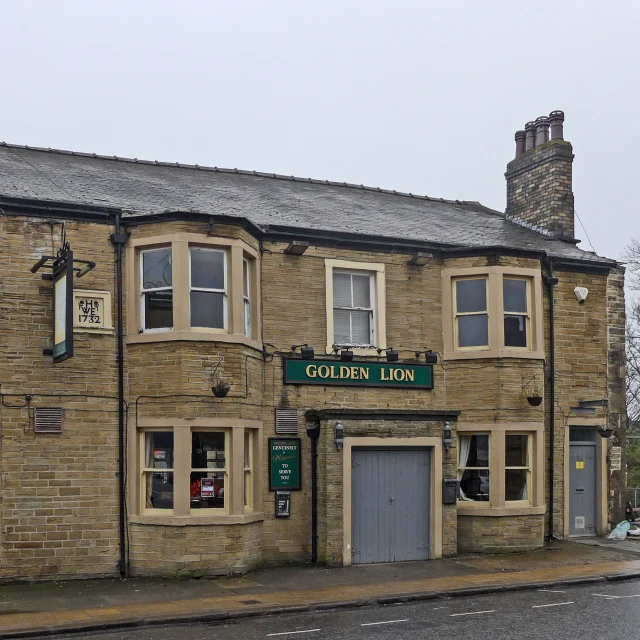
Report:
458,432,490,503
127,233,261,348
243,257,252,338
453,277,490,351
502,277,531,350
140,247,173,333
332,269,375,348
133,419,263,524
324,259,386,355
442,265,544,360
456,423,544,516
188,246,228,330
504,432,531,504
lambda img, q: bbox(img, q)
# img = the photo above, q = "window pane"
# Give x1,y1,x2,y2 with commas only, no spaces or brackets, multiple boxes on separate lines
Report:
191,248,225,290
191,431,225,468
145,472,174,509
142,248,172,289
244,431,251,468
505,469,528,501
144,291,173,329
190,472,225,509
504,314,527,347
466,434,489,467
333,272,352,308
352,274,371,308
458,314,488,347
505,435,528,467
145,432,174,468
350,310,371,344
244,299,252,337
459,470,490,501
456,279,486,313
504,279,527,313
191,291,225,328
570,428,596,442
243,260,249,297
333,309,351,344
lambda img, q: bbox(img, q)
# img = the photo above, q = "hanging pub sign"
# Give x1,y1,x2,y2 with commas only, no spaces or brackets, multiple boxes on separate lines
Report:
284,359,433,389
53,249,74,363
269,437,301,491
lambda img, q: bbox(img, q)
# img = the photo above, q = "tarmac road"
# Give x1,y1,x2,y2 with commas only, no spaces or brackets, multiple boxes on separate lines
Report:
35,577,640,640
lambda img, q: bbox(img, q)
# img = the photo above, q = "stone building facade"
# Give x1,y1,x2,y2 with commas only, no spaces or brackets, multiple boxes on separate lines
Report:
0,111,627,580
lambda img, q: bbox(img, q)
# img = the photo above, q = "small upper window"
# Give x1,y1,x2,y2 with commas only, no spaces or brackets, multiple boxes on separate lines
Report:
243,258,252,338
503,279,529,348
190,248,227,329
333,271,374,347
141,248,173,331
455,278,489,348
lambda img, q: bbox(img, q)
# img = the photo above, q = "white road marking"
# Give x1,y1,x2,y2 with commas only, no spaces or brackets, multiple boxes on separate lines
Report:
267,630,321,637
450,610,495,617
592,593,640,600
532,601,574,608
361,619,409,626
538,589,566,593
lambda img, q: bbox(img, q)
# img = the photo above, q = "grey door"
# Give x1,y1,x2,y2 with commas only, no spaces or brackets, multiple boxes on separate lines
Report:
351,448,431,563
569,428,597,536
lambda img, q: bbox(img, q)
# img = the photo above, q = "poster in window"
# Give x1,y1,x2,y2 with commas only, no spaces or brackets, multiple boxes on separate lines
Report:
200,477,215,498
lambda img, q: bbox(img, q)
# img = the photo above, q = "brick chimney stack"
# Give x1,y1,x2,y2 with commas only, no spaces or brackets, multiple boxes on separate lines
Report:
505,110,575,242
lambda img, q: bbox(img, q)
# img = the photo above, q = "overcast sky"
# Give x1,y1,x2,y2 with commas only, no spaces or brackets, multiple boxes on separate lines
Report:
1,1,638,271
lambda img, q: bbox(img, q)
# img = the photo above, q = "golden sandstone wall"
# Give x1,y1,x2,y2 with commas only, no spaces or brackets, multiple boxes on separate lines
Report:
0,216,626,579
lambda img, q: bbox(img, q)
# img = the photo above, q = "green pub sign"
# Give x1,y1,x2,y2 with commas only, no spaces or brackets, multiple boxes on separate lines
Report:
284,358,433,389
269,437,302,491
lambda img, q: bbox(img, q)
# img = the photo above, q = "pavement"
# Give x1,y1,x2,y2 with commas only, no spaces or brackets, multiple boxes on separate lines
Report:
3,539,640,638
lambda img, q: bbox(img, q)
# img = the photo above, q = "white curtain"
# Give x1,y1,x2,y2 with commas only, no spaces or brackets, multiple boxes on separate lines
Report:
458,435,472,501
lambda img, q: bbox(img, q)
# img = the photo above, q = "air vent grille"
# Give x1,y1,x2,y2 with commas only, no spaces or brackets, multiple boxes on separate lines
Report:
275,409,299,434
34,407,63,433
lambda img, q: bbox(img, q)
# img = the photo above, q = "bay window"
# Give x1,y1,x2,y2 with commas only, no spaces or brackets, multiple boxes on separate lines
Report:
128,233,260,346
443,265,543,360
457,424,543,513
135,420,262,521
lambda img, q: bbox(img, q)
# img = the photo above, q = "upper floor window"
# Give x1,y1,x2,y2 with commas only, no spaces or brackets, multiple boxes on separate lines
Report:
141,248,173,331
127,233,260,347
190,248,227,329
333,270,374,347
324,259,386,355
443,265,543,360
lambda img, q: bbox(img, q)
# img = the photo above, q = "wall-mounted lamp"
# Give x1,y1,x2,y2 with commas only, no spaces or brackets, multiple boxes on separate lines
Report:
377,347,399,363
415,349,438,364
284,241,309,255
340,349,354,362
291,343,315,359
408,252,433,266
443,421,452,453
335,420,344,450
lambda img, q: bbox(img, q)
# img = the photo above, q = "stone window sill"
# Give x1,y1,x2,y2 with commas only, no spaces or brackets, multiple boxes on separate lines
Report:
456,505,546,517
126,330,263,351
129,512,265,526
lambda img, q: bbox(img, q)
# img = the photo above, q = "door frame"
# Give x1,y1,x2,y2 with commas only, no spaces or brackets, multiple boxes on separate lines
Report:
342,437,442,566
564,419,607,537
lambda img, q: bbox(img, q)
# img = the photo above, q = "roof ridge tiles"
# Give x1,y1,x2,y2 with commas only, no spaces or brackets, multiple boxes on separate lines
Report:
0,141,488,210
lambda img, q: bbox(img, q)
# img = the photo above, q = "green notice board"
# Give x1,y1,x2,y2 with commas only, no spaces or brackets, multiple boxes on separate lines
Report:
269,437,302,491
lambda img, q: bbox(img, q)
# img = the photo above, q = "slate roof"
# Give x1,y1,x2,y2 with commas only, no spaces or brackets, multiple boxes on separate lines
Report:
0,143,615,266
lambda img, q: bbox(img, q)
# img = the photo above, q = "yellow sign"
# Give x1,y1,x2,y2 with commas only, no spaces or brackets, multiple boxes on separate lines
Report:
575,460,585,470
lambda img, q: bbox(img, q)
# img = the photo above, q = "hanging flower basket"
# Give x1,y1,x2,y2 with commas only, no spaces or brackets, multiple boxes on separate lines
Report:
212,378,230,398
527,394,543,407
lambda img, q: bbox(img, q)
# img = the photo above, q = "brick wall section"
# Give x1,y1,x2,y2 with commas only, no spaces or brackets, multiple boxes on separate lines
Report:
505,139,575,240
607,266,627,523
0,216,120,580
457,514,544,553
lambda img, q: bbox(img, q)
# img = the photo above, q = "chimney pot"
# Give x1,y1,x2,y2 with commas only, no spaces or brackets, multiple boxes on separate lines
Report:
515,130,526,157
549,110,565,140
534,116,550,147
525,121,536,151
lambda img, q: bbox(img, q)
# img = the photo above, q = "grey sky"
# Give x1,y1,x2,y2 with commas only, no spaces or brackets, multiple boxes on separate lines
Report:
1,0,638,267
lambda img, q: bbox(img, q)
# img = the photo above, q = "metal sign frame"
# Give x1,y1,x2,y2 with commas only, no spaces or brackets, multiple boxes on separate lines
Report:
53,250,74,363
